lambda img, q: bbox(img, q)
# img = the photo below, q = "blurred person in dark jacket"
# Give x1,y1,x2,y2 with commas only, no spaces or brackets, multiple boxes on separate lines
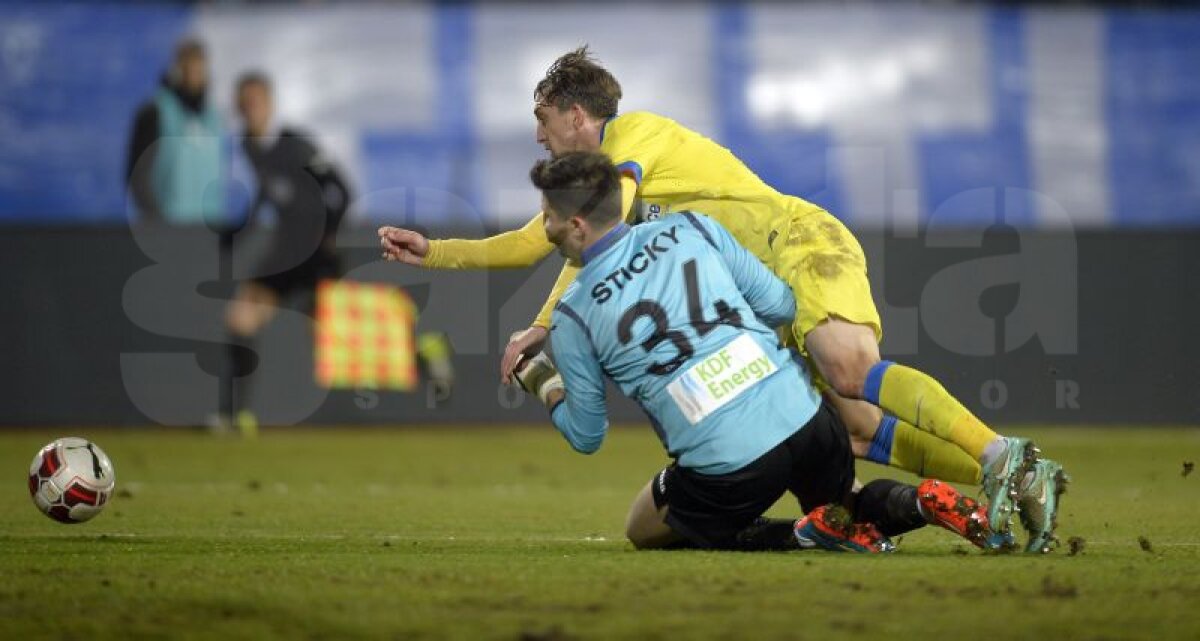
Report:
219,71,350,435
126,38,226,225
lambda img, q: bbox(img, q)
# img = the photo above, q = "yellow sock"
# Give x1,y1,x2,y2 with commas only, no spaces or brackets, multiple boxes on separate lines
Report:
889,420,981,484
864,361,998,461
865,416,983,484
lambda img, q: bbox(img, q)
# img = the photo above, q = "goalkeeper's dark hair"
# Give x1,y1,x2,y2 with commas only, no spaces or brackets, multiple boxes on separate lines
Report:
529,152,622,225
534,45,622,119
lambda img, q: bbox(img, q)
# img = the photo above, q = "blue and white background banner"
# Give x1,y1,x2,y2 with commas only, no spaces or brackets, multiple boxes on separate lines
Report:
0,2,1196,228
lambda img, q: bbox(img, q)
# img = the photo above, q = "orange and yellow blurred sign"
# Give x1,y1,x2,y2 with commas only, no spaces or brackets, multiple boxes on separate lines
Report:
314,280,418,391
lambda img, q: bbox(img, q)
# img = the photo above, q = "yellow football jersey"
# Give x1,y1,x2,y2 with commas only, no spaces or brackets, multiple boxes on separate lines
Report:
601,111,824,263
423,110,829,327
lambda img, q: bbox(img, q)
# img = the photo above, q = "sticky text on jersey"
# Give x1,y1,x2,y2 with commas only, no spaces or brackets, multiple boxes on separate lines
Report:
591,225,682,304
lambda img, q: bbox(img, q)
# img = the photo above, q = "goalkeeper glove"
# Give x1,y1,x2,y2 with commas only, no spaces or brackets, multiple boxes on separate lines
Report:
513,352,565,407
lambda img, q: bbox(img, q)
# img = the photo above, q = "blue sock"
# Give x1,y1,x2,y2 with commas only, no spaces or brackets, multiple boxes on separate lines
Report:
866,416,898,465
862,360,895,406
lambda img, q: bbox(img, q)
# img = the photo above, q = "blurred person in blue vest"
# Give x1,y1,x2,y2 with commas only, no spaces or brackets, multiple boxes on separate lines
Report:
125,38,225,225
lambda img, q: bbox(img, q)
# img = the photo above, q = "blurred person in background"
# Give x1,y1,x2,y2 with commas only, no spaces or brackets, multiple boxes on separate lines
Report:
125,38,226,225
219,71,455,436
219,71,349,435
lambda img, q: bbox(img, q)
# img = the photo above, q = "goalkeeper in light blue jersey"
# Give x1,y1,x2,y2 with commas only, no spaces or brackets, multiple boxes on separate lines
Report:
513,152,1011,553
550,196,817,477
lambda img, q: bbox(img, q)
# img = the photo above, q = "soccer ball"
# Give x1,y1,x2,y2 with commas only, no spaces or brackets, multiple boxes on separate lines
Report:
28,437,116,524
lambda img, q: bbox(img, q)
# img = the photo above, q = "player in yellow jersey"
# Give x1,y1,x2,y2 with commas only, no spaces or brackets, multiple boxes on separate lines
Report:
379,47,1067,551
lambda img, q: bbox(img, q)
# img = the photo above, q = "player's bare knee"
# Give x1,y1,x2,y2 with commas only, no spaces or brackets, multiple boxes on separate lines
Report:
824,349,880,399
226,305,257,338
625,527,674,550
849,433,873,459
827,373,861,400
625,528,651,550
825,393,883,439
624,518,656,550
824,361,867,399
225,305,247,336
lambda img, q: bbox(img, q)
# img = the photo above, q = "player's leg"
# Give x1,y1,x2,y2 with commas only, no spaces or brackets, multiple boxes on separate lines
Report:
221,280,280,435
913,479,1016,551
624,476,684,550
632,445,809,552
786,402,1011,551
803,318,1037,534
625,471,805,552
805,317,1004,463
784,403,905,552
770,214,985,485
786,404,920,541
774,211,1003,458
844,477,1014,550
782,211,1060,538
226,280,281,336
824,390,981,484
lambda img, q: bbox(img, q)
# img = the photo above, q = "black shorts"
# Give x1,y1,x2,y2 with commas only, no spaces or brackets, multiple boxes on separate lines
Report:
650,401,855,549
252,253,340,303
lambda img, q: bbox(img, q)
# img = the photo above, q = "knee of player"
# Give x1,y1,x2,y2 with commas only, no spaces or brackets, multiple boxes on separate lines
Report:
225,309,251,337
848,433,873,459
822,350,879,399
625,529,648,549
624,528,663,551
623,521,646,549
224,305,244,334
623,513,665,550
823,362,868,399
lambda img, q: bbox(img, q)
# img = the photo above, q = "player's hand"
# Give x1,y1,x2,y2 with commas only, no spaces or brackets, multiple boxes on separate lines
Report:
377,226,429,266
501,326,549,385
512,351,564,406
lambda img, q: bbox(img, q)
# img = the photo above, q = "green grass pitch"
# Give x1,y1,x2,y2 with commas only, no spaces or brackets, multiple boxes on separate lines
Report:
1,426,1197,640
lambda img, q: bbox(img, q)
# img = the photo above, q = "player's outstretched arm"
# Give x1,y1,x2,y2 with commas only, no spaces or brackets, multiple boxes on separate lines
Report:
499,261,581,384
377,226,430,265
682,212,796,328
378,212,554,269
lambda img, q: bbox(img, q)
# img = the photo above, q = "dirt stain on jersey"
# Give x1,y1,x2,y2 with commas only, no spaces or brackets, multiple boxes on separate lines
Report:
784,218,858,280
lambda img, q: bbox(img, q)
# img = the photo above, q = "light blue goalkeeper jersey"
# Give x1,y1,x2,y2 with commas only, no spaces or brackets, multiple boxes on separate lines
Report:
549,212,822,474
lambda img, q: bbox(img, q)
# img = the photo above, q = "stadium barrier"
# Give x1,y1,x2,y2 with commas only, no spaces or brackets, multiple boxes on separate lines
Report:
0,226,1194,426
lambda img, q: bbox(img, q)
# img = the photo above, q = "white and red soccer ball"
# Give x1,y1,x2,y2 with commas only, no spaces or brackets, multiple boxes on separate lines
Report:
28,437,115,523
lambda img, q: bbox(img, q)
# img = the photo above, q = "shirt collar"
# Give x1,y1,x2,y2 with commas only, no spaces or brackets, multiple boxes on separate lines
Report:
581,222,630,266
599,115,616,146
